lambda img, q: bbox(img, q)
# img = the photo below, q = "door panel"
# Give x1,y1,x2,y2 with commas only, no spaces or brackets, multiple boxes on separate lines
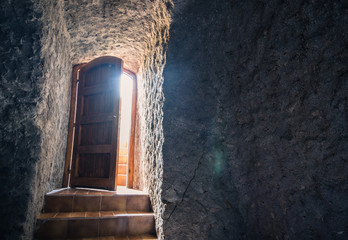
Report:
77,153,111,178
70,57,122,190
80,122,113,146
83,92,114,115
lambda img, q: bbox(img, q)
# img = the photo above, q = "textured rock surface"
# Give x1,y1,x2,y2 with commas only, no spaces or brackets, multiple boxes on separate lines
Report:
0,1,43,238
0,0,71,239
26,0,72,239
2,0,347,239
134,2,171,239
162,0,347,239
64,0,169,73
1,0,171,239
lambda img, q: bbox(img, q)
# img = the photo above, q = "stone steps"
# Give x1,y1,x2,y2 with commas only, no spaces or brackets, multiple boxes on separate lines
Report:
35,188,156,239
38,211,154,219
60,235,157,240
34,235,157,240
44,193,150,212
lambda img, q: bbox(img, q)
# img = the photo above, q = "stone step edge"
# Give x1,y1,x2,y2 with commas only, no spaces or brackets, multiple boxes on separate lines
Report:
38,211,154,220
46,193,149,197
48,234,157,240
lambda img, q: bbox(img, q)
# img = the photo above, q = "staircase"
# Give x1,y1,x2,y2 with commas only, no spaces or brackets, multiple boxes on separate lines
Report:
35,188,156,240
117,146,128,186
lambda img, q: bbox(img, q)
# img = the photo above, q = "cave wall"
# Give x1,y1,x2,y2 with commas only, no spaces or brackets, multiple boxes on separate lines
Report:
1,0,346,239
1,0,172,238
0,0,71,239
162,0,347,239
135,1,171,239
63,0,169,73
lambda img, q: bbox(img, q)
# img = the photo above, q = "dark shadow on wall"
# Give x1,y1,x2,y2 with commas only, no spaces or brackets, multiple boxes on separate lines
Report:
0,1,43,239
162,0,347,239
0,0,72,239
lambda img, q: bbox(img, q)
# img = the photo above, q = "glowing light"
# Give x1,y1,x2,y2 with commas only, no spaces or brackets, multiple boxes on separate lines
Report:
119,73,133,148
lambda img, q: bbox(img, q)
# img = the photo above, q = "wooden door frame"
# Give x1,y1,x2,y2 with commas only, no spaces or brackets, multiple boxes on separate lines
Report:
62,61,137,189
62,63,85,187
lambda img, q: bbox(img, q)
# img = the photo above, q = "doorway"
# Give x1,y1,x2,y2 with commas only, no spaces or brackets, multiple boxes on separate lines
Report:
62,57,137,191
117,71,136,187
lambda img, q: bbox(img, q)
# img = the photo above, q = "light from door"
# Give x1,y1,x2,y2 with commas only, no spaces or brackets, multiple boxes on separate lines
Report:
117,73,134,186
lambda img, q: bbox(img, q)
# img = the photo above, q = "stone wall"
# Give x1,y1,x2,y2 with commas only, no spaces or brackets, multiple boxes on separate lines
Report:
26,0,72,238
0,0,174,239
64,0,170,73
162,0,347,239
135,1,172,239
0,0,71,239
2,0,346,239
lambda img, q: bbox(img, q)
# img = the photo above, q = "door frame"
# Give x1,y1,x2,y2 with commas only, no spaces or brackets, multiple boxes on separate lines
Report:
62,59,137,189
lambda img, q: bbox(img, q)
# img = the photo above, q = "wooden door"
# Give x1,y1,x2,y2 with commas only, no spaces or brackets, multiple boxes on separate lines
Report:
70,57,122,190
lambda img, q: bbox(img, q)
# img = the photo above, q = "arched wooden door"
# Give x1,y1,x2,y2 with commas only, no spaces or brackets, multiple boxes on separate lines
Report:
70,56,122,190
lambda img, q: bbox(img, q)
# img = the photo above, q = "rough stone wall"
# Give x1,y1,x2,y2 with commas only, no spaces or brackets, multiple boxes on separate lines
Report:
1,0,174,239
0,0,71,239
133,103,144,190
135,1,172,239
64,0,170,73
25,0,72,239
162,0,347,239
0,1,43,238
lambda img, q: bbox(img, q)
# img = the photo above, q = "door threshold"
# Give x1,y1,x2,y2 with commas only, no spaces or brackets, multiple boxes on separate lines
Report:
117,186,147,195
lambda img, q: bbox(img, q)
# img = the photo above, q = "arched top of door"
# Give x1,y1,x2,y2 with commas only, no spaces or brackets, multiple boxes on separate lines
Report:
81,56,123,73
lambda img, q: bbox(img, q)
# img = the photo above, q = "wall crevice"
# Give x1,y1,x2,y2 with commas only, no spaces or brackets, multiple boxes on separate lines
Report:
166,152,203,222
